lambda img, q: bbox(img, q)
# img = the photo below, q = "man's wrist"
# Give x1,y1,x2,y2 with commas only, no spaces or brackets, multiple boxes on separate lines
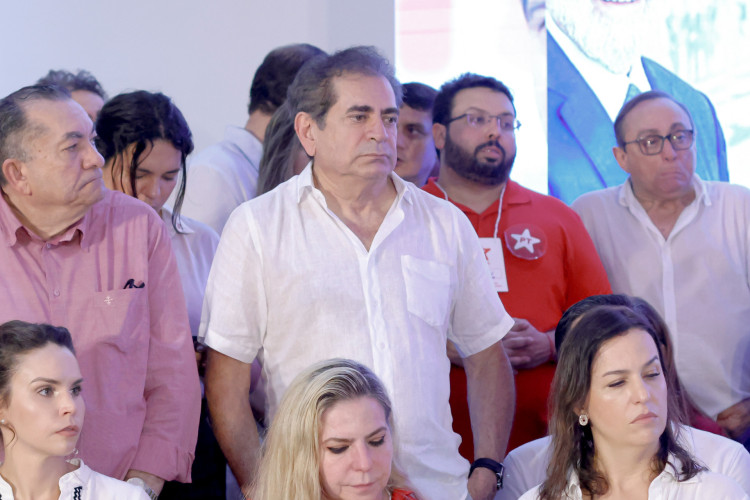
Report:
127,477,158,500
469,458,504,490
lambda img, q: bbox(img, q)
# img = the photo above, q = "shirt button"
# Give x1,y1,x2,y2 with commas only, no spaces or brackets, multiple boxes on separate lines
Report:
53,289,60,297
378,342,386,350
46,243,53,249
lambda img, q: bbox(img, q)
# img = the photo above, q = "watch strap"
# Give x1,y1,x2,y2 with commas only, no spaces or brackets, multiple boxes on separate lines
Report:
469,457,504,490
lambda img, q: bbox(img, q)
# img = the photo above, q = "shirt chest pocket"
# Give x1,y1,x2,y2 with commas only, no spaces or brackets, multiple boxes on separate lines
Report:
401,255,452,327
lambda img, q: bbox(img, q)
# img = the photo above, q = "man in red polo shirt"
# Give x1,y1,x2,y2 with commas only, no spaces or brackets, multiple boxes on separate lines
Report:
424,73,611,454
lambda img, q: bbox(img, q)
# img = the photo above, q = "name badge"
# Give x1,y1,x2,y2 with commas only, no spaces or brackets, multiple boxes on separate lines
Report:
479,237,508,292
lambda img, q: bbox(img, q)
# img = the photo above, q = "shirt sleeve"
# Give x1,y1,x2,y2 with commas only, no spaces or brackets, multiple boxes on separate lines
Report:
449,209,515,357
199,205,267,364
130,218,201,482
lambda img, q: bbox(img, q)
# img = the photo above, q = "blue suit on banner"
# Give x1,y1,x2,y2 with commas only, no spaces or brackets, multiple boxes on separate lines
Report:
547,32,728,204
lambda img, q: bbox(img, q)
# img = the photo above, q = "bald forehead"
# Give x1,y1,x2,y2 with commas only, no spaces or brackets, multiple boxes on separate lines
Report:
622,97,693,138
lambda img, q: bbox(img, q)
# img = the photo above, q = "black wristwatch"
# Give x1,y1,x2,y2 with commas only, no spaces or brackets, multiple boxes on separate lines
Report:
469,457,504,490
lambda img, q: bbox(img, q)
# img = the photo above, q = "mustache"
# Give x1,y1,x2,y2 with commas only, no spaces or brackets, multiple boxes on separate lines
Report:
474,140,506,157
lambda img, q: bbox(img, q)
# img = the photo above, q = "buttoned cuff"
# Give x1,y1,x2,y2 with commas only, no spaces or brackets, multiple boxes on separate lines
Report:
131,435,195,483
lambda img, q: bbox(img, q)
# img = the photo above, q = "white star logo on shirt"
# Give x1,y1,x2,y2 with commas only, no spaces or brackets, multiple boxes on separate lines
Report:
510,228,541,254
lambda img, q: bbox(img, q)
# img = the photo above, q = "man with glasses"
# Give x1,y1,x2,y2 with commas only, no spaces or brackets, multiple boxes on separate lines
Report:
423,73,611,455
573,90,750,452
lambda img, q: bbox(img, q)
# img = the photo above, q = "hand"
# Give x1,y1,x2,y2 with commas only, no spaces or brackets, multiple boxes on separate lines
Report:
124,469,165,496
717,398,750,440
467,467,497,500
501,318,552,369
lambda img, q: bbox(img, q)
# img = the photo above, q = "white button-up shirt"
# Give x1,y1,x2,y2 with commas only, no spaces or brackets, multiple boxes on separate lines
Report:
572,176,750,418
518,453,749,500
180,126,263,234
200,165,514,500
500,425,750,499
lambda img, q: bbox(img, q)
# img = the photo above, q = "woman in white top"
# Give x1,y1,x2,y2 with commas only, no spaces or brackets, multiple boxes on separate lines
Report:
520,305,747,500
95,91,222,498
95,90,219,338
0,320,148,500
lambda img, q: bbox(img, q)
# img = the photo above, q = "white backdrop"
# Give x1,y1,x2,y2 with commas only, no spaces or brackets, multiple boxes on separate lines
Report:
0,1,395,153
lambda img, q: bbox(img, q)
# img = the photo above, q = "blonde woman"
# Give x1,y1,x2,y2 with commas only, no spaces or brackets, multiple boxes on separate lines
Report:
250,359,418,500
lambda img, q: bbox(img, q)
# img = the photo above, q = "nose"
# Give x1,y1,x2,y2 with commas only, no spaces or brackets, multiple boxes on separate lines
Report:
396,129,407,152
84,140,104,169
59,390,78,416
368,117,389,142
485,117,502,139
351,442,373,471
140,178,160,200
632,376,651,404
661,136,678,159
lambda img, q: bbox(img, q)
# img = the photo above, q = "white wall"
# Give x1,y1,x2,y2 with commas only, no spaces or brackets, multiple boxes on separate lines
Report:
0,1,395,153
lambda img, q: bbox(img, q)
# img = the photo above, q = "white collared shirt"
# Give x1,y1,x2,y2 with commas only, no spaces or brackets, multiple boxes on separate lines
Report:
0,459,149,500
500,425,750,499
180,125,263,234
518,454,748,500
160,207,219,337
200,164,514,500
572,176,750,418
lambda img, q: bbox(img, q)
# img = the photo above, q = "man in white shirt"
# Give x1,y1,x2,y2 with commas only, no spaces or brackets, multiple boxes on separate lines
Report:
201,46,516,500
572,91,750,452
546,0,727,204
180,43,325,234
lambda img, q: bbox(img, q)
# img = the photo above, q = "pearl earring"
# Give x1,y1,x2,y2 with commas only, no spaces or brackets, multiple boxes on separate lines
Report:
578,412,589,426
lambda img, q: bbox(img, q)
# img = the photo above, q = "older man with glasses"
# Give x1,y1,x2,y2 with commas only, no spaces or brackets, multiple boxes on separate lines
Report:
423,73,611,460
573,90,750,452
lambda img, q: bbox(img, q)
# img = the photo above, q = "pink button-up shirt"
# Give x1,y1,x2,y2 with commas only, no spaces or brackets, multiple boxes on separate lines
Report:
0,189,200,482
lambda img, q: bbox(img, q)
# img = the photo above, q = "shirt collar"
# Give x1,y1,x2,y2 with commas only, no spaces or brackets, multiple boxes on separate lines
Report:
295,161,412,206
619,174,710,209
0,190,89,248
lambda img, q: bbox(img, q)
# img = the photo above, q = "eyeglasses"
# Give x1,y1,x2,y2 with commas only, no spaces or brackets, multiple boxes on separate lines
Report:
447,112,521,133
623,129,694,155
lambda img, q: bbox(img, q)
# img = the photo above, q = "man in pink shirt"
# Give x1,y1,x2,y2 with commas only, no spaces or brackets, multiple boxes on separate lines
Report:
0,85,200,498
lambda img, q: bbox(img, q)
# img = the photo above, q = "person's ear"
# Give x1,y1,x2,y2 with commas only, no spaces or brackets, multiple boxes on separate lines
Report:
432,122,447,151
2,158,32,196
295,112,317,158
613,146,630,174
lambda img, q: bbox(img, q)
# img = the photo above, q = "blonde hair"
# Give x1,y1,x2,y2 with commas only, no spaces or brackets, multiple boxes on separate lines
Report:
250,358,410,499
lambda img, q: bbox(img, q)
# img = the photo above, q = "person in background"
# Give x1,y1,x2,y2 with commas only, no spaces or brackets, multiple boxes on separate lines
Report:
180,43,325,233
423,73,610,455
0,320,149,499
573,90,750,451
394,82,439,186
519,306,746,499
500,294,750,499
0,84,200,498
257,101,310,195
250,358,418,500
36,69,107,122
95,90,223,499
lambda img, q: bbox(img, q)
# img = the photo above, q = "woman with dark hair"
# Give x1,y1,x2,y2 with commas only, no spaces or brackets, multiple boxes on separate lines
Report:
257,101,311,195
96,90,219,338
500,295,750,499
0,320,148,499
520,306,746,499
96,91,223,498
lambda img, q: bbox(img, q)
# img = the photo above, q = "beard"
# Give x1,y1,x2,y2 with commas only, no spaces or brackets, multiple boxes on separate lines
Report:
443,132,515,186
